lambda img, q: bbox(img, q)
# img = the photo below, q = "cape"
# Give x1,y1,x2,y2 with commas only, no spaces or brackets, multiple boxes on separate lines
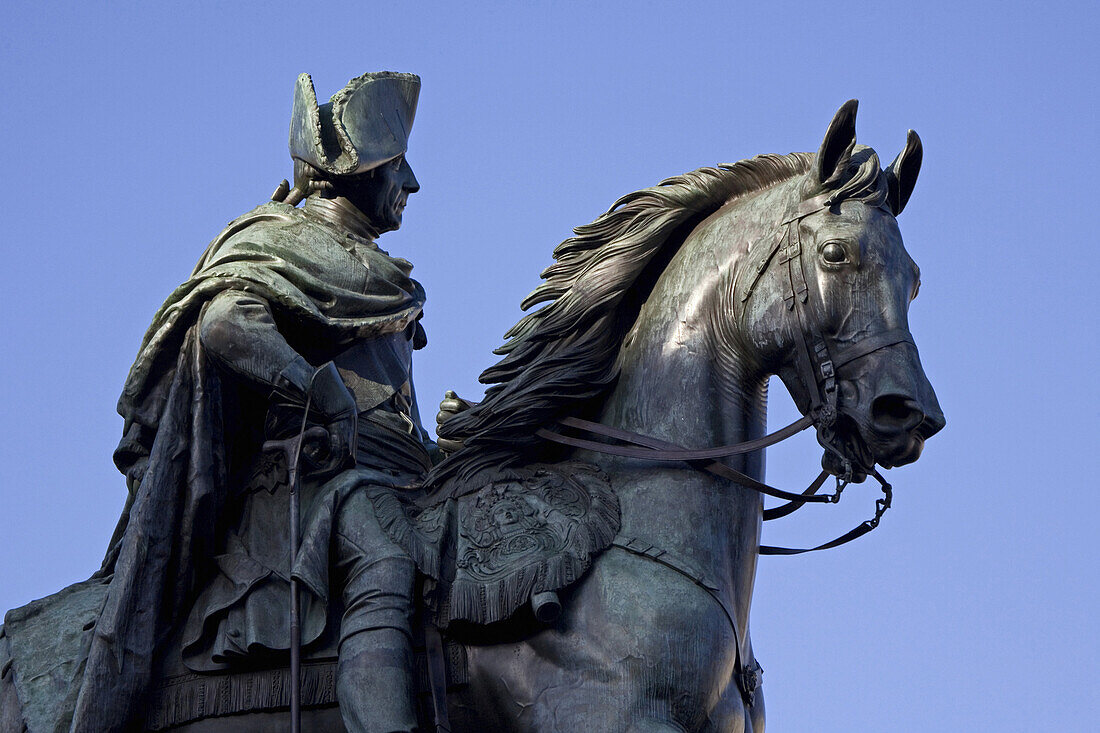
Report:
69,201,426,731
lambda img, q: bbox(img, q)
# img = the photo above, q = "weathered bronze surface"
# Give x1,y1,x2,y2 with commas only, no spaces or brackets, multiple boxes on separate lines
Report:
0,77,943,733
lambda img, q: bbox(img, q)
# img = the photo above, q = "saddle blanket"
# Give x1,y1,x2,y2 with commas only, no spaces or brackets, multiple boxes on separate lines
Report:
371,460,620,627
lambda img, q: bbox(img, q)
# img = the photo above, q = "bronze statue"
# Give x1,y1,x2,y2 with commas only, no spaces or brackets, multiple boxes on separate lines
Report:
0,77,944,733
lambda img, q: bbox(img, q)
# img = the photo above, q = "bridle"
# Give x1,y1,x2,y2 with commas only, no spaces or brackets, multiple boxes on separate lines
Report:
537,191,913,555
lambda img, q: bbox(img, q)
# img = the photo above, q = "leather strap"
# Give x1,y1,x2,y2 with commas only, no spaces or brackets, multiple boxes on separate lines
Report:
539,418,891,554
761,469,830,521
537,418,836,505
831,329,915,369
550,414,814,461
759,470,892,555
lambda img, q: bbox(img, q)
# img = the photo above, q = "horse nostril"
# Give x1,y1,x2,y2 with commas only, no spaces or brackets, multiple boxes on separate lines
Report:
871,395,924,432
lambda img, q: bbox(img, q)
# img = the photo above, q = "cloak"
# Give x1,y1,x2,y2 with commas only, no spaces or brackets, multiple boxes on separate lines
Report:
69,201,426,731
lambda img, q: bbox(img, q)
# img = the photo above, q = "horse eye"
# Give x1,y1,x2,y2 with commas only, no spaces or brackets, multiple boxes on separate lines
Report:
821,242,848,264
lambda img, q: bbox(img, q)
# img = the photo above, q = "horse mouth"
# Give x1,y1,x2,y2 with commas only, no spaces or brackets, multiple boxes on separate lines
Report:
822,412,929,480
820,413,877,482
872,435,925,470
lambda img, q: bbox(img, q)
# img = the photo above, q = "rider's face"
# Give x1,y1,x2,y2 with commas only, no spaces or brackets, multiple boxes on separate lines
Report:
340,155,420,234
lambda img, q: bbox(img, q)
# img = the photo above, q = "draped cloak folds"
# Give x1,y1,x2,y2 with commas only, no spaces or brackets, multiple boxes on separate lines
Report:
68,201,427,732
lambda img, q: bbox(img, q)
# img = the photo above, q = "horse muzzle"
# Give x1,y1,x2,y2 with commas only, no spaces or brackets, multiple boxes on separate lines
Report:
829,344,945,474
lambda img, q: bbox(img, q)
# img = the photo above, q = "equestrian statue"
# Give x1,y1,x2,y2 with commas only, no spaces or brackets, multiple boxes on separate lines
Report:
0,71,944,733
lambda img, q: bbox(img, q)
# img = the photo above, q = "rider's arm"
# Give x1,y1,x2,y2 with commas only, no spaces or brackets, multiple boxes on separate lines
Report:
199,290,357,471
199,289,314,402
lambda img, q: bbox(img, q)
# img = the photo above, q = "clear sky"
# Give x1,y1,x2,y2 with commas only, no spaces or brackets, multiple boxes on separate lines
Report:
1,2,1097,730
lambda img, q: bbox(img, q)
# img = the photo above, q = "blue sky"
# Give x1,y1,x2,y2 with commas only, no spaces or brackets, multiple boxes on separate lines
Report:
1,2,1097,730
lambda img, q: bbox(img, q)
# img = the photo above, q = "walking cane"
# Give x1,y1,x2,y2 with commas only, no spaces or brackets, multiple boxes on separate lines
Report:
264,387,326,733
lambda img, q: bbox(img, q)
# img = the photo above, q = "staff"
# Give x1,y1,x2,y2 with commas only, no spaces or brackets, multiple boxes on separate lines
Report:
263,388,325,733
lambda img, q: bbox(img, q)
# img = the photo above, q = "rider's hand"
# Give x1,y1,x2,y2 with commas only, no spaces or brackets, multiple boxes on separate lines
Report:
301,414,356,477
299,362,357,477
436,389,474,455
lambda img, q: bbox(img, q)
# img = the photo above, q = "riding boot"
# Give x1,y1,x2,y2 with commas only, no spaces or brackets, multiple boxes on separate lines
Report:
336,552,418,733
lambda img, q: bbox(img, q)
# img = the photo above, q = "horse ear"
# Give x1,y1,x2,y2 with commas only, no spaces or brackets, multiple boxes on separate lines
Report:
815,99,859,188
885,129,922,215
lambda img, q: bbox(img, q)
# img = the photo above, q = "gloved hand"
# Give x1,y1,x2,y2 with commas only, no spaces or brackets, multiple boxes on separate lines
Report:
300,362,358,477
435,390,475,456
267,360,357,479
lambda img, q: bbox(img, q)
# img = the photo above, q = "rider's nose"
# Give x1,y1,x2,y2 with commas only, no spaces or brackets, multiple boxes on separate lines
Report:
404,164,420,193
870,394,925,434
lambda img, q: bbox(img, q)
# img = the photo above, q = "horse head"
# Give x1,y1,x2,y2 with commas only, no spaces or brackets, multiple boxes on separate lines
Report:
736,100,944,482
432,100,945,492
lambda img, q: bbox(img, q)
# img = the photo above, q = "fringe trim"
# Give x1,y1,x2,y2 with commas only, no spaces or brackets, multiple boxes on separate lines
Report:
143,659,337,730
369,487,445,580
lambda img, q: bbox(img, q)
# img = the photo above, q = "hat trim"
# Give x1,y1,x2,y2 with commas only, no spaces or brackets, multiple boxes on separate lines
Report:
291,74,331,171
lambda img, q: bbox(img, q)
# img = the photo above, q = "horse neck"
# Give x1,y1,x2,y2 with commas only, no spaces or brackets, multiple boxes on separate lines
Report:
599,288,768,460
592,181,792,604
599,180,793,466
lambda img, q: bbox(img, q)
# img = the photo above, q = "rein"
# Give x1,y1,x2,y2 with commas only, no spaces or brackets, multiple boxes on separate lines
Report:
537,416,892,555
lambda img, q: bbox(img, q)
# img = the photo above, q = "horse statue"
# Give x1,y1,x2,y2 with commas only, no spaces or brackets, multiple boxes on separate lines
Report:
0,100,943,732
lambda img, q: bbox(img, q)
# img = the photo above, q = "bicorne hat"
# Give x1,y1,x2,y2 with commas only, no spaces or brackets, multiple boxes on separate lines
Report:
289,71,420,176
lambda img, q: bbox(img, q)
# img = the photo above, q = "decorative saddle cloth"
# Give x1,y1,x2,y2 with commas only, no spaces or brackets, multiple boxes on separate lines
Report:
371,460,620,627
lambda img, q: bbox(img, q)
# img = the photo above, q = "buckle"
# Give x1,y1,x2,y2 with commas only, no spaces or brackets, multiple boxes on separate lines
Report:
813,403,837,429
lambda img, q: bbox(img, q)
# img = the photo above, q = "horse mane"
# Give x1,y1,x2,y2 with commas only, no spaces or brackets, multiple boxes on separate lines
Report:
427,151,831,487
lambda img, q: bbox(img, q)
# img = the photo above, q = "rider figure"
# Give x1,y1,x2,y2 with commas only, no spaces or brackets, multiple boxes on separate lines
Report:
82,72,432,733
